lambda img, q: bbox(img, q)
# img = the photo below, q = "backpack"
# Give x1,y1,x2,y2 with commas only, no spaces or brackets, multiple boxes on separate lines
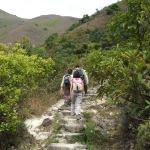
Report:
72,78,83,92
74,68,84,80
64,74,71,86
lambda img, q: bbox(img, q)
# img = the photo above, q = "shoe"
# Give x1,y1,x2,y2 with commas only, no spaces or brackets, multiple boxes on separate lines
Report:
64,100,69,107
76,114,81,120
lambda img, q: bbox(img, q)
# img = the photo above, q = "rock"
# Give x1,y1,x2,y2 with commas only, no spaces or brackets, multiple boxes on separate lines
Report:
52,107,58,111
101,130,110,137
42,118,52,127
8,146,16,150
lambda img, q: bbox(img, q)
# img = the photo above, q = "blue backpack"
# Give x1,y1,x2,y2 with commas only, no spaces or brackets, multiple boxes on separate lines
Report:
64,74,71,86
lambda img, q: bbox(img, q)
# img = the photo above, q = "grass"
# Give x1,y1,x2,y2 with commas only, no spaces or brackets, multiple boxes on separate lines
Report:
46,138,59,145
0,122,37,150
0,35,7,41
0,18,9,24
41,20,61,29
18,89,59,120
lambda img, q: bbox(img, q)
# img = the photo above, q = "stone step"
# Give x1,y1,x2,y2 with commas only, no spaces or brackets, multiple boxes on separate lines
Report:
44,89,97,150
61,124,85,133
56,138,68,143
87,89,97,94
56,132,82,138
58,106,71,111
61,116,86,124
56,132,83,142
85,93,97,97
82,96,91,100
47,143,87,150
61,110,71,116
81,105,90,110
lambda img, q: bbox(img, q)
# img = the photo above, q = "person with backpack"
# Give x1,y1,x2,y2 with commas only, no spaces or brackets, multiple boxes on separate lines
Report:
72,64,89,95
60,69,73,107
70,70,84,120
82,68,89,95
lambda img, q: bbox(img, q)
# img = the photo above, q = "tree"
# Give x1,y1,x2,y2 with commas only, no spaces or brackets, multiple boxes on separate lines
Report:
89,27,112,49
108,0,150,51
44,33,58,49
14,36,33,55
86,0,150,147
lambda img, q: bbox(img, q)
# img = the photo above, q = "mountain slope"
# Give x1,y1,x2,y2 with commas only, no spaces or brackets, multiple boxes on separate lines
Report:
64,1,126,44
0,9,79,45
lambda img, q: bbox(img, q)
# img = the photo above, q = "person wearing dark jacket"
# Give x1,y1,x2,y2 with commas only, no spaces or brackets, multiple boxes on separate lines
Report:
60,69,73,106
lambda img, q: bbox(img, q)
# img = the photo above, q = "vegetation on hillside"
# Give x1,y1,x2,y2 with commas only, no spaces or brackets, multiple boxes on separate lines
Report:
86,0,150,148
0,11,79,45
44,0,150,148
0,40,55,149
0,0,150,149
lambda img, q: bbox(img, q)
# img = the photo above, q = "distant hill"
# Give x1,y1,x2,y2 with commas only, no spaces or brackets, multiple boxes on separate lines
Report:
0,9,79,45
0,1,126,46
68,1,126,44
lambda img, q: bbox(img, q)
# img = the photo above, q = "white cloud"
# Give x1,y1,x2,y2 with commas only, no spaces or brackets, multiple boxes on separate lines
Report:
0,0,119,19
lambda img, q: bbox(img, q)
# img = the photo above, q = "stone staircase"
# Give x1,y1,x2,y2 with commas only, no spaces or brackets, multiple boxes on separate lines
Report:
46,89,98,150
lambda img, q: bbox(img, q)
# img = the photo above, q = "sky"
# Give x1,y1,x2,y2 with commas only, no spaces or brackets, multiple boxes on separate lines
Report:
1,0,120,19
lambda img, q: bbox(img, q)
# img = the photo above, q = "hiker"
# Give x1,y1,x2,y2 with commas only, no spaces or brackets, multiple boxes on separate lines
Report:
60,69,73,106
72,64,89,94
82,68,89,95
70,70,84,120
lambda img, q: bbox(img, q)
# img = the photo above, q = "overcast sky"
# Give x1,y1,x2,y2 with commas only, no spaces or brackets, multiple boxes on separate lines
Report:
1,0,120,19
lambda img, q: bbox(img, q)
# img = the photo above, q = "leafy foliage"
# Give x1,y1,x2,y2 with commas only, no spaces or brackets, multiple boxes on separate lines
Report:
44,33,58,49
109,3,121,11
86,0,150,147
87,47,150,111
31,46,49,58
137,119,150,147
89,27,112,49
108,0,150,51
106,3,121,15
14,36,33,56
0,43,55,133
1,0,150,148
67,14,90,31
67,22,80,31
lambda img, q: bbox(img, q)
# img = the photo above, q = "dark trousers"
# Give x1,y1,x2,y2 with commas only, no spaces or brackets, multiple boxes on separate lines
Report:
84,84,88,94
64,85,71,106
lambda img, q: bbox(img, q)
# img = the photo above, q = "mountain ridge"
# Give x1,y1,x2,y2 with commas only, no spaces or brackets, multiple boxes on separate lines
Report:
0,9,79,45
0,1,125,46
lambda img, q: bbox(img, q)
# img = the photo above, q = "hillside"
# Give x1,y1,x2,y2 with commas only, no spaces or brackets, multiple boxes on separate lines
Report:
2,1,150,150
0,1,126,46
69,1,126,44
0,9,79,46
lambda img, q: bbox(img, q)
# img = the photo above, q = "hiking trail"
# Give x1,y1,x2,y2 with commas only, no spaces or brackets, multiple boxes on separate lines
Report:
45,86,105,150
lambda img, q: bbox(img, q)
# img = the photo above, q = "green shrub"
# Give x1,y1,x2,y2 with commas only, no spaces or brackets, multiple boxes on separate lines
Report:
0,43,55,133
109,4,121,11
67,22,79,31
137,119,150,147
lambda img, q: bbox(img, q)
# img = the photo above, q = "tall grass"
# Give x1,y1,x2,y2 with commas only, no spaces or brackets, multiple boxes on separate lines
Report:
18,89,63,119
